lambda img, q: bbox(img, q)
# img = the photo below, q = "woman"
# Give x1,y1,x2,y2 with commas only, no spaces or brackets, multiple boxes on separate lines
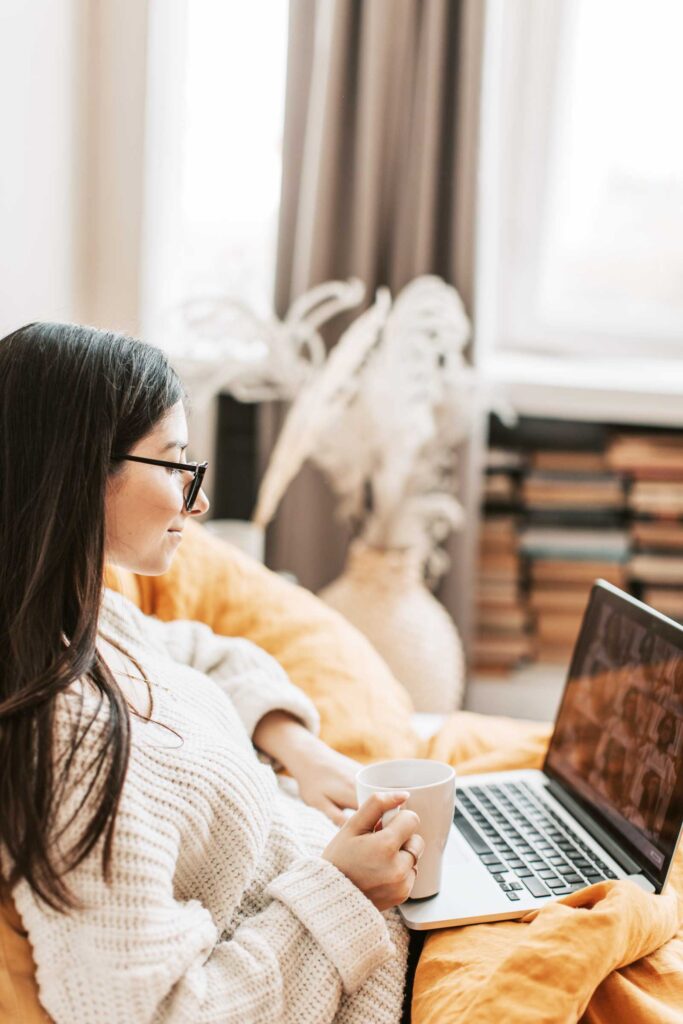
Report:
0,323,423,1024
636,769,661,833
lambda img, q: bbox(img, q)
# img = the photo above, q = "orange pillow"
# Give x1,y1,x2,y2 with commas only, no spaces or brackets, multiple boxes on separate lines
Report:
104,519,420,763
0,898,50,1022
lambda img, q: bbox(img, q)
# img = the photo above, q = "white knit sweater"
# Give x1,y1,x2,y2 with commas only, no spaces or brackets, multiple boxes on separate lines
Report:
11,589,408,1024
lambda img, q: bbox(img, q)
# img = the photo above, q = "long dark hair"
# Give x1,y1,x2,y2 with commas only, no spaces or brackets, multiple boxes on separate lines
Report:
0,322,183,910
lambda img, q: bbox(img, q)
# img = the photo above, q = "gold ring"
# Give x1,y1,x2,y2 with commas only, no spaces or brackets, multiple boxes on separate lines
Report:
403,845,418,869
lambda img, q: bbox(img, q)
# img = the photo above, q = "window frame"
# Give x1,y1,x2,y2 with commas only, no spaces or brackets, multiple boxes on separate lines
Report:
477,0,683,364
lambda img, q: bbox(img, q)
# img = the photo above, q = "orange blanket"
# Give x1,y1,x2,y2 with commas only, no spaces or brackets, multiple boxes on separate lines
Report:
413,712,683,1024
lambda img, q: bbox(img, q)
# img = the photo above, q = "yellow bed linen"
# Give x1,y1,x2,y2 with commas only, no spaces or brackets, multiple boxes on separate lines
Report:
104,520,420,764
414,712,683,1024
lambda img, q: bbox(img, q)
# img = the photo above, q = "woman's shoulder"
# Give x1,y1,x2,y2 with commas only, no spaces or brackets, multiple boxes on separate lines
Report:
55,678,116,762
99,587,168,660
100,586,148,636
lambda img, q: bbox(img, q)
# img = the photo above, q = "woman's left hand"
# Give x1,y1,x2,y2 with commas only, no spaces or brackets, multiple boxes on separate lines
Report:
253,711,361,826
287,739,361,826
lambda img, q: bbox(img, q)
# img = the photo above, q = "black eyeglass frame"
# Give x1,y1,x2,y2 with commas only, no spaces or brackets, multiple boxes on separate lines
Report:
112,455,208,511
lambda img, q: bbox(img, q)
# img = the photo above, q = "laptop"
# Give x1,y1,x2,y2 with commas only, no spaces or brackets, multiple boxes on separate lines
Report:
400,580,683,930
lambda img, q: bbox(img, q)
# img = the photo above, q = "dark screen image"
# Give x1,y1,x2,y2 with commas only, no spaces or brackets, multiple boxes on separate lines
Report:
547,594,683,874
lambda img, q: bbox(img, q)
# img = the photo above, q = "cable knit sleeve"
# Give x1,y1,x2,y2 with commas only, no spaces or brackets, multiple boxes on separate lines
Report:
14,856,394,1024
12,709,396,1024
101,589,320,739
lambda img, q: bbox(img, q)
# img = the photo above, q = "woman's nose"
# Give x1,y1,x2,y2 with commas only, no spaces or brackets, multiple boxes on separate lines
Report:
188,486,210,517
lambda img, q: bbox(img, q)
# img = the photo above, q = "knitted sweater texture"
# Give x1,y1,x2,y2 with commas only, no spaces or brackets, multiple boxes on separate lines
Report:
11,589,408,1023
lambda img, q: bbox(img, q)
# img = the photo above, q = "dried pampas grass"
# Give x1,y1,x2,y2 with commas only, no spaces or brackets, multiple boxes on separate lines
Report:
252,288,391,528
169,278,366,407
253,275,476,586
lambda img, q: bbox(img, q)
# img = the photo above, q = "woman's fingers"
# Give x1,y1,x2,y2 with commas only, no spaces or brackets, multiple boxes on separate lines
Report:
312,795,351,827
381,863,418,905
405,866,418,900
322,792,424,910
326,802,350,827
402,866,418,901
400,834,425,866
327,778,358,810
382,807,421,848
348,791,410,835
342,786,358,810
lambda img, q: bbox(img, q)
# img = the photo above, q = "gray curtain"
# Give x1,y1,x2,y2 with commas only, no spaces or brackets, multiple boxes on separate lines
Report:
262,0,485,639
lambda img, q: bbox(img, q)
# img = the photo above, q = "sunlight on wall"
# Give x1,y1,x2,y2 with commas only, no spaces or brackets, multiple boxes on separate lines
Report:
539,0,683,338
0,0,80,336
181,0,288,317
142,0,289,352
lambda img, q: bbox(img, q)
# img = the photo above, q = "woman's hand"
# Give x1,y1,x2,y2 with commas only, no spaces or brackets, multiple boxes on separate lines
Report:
253,710,361,826
322,791,425,911
288,739,361,826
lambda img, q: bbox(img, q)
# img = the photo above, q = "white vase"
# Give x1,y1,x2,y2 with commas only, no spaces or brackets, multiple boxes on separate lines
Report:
318,540,465,712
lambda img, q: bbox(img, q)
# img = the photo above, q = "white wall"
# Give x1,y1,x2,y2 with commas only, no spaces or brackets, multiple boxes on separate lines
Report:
0,0,81,336
80,0,149,334
0,0,149,339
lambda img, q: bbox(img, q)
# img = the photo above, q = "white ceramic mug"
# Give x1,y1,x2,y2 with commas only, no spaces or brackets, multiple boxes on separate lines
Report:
356,758,456,899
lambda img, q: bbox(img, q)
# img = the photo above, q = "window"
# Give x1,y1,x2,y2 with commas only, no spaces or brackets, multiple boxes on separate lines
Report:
480,0,683,360
141,0,289,354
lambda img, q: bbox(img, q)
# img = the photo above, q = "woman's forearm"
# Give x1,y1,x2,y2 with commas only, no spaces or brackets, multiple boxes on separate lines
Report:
253,710,361,825
252,709,317,768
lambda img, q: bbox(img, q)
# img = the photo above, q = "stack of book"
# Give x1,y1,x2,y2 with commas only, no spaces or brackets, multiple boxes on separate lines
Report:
519,446,627,661
482,447,524,508
474,448,531,671
474,514,533,672
523,451,623,513
608,433,683,623
521,527,629,660
474,421,683,673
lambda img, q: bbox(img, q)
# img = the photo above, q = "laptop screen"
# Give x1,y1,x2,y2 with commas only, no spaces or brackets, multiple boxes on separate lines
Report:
544,581,683,887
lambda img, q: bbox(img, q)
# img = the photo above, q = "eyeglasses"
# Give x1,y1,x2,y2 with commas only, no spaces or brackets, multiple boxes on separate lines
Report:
111,455,209,512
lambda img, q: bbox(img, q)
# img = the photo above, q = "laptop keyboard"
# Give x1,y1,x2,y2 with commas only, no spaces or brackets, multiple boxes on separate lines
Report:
454,781,618,902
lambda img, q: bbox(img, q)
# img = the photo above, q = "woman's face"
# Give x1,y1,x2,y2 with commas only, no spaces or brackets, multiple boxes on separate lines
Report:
105,402,209,574
605,741,625,777
658,716,675,749
623,689,638,724
644,774,660,804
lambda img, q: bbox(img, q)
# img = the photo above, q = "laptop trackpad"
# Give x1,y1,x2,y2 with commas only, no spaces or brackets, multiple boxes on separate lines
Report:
400,862,506,928
443,825,479,864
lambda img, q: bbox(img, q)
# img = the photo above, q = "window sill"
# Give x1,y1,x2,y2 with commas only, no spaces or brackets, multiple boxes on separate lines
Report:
481,353,683,426
466,662,567,722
